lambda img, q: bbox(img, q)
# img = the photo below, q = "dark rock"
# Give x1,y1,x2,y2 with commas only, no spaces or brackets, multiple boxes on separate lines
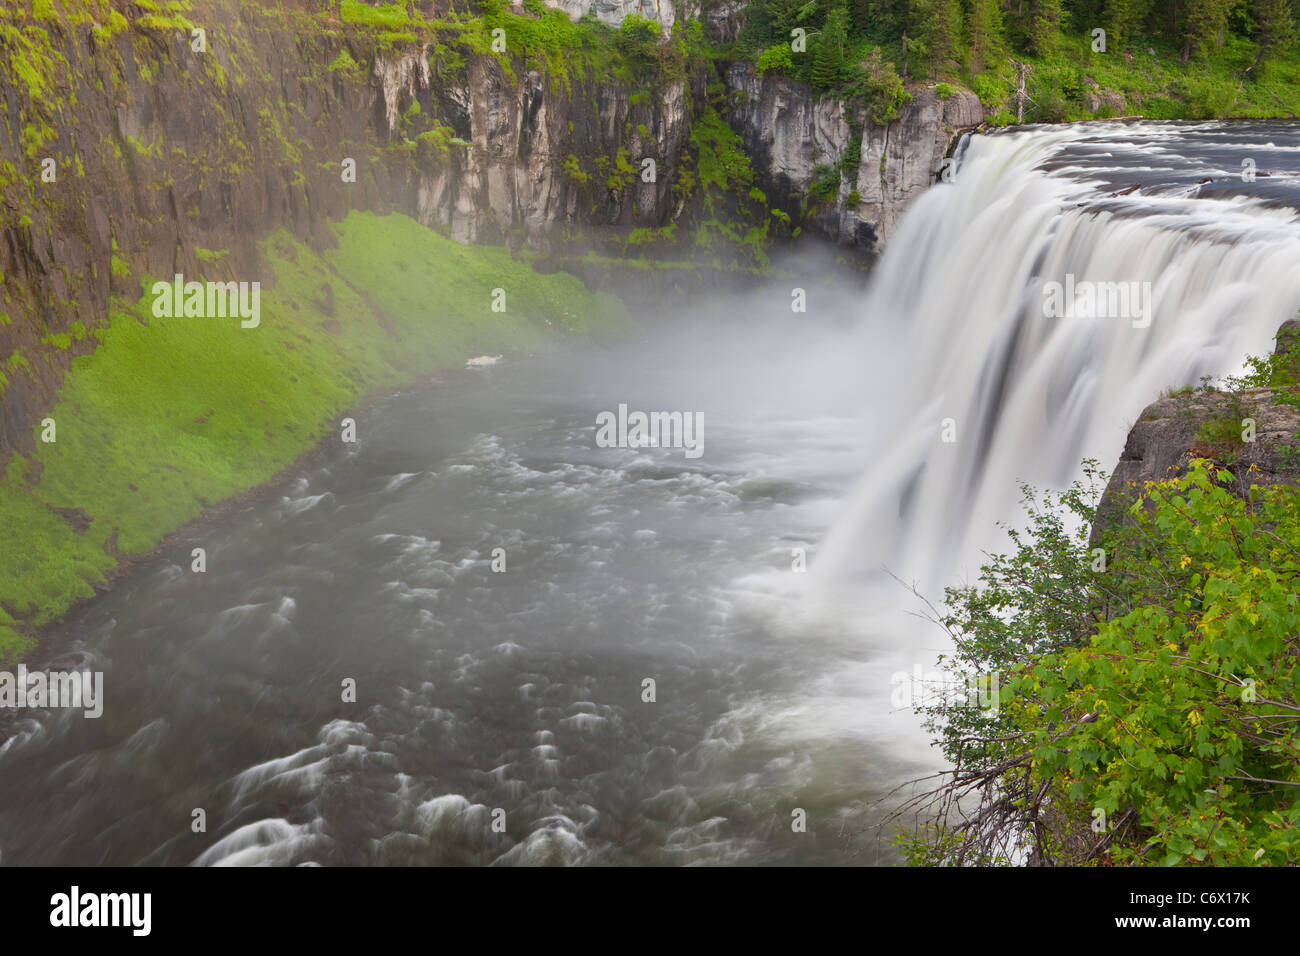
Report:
49,505,93,535
1094,323,1300,543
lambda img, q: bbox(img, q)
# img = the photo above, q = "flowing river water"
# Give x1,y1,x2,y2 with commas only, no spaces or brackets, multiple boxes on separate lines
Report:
2,121,1300,865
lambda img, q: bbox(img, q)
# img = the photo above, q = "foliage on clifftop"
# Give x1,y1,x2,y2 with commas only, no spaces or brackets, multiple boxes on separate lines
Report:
737,0,1300,123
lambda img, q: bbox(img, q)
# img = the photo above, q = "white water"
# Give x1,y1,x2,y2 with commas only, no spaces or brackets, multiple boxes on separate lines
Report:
815,122,1300,598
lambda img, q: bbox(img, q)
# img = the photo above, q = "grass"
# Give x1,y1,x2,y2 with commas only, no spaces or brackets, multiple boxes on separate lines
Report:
1192,394,1250,460
1014,33,1300,122
340,0,413,31
941,31,1300,122
0,211,630,664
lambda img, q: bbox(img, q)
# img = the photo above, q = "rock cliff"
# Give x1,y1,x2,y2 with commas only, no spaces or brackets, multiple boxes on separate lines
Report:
724,63,985,255
1095,321,1300,537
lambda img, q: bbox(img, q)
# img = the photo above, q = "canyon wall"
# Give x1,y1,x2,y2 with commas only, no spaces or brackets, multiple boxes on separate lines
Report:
0,0,700,466
725,63,985,255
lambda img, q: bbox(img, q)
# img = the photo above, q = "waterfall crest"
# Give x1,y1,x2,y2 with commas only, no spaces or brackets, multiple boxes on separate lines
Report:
815,122,1300,594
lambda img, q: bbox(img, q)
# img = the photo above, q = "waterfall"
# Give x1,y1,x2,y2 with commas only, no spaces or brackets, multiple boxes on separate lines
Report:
813,122,1300,598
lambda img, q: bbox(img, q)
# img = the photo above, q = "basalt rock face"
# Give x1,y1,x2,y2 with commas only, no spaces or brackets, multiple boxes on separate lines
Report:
0,2,698,467
539,0,680,32
1093,321,1300,540
724,63,985,256
378,49,692,245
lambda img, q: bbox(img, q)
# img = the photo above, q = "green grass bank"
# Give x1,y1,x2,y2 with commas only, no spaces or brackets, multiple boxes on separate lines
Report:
0,210,631,663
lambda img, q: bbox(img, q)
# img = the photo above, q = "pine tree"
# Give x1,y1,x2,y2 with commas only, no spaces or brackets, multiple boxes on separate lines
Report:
924,0,965,74
1105,0,1152,47
812,1,850,89
965,0,1006,73
1184,0,1233,58
1027,0,1064,54
907,0,962,76
1252,0,1298,69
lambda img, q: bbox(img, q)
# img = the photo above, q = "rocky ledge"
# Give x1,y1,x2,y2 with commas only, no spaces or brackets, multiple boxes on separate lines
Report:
1095,320,1300,536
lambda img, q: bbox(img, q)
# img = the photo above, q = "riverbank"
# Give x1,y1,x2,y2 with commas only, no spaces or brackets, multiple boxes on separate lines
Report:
0,210,633,665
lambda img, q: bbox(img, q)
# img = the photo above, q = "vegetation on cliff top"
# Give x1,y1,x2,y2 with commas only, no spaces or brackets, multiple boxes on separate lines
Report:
739,0,1300,122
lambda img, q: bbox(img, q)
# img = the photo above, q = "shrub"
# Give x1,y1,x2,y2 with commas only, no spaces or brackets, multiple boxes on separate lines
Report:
844,48,912,125
897,458,1300,866
755,44,794,76
810,164,841,201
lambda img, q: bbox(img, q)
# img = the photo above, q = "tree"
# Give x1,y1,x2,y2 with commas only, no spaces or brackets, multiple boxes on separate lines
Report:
893,460,1300,867
756,43,796,76
1027,0,1065,53
1251,0,1298,70
965,0,1006,73
923,0,965,75
811,1,850,89
905,0,963,76
1105,0,1153,47
845,46,912,123
1184,0,1234,58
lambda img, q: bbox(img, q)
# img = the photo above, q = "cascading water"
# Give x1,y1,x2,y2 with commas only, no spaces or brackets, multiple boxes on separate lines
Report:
815,121,1300,599
2,122,1300,866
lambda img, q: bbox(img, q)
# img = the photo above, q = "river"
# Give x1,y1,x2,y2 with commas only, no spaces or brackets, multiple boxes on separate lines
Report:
3,120,1300,866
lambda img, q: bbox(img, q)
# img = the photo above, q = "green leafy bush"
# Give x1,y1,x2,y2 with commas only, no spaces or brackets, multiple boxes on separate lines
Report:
899,457,1300,866
755,44,794,76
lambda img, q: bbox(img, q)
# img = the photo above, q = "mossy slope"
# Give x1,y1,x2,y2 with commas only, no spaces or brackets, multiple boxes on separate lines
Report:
0,210,629,662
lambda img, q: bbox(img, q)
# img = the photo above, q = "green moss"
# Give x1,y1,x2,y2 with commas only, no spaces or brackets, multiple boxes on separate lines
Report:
563,153,590,184
92,10,130,43
416,122,469,159
606,148,638,191
340,0,413,30
0,212,629,660
328,47,361,74
135,13,196,32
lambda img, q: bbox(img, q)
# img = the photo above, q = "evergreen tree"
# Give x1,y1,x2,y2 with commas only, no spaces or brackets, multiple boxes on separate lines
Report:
1027,0,1065,53
1252,0,1298,68
1184,0,1234,58
812,1,851,89
907,0,963,75
1105,0,1152,47
925,0,966,74
965,0,1006,72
